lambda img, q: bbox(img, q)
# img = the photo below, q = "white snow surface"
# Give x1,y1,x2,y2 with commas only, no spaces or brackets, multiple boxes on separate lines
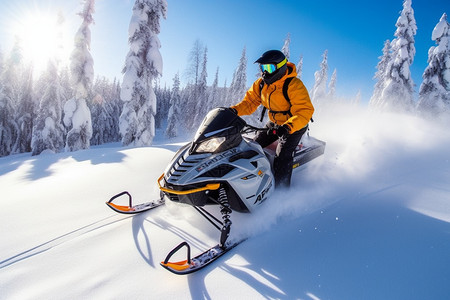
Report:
1,104,450,299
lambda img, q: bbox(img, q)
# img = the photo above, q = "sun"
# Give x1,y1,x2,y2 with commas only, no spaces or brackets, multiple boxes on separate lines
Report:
13,9,72,75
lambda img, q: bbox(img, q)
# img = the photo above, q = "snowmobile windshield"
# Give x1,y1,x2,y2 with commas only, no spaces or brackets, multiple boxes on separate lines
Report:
191,108,246,154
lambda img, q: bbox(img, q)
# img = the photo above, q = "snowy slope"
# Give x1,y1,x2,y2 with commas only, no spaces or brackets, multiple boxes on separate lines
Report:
1,104,450,300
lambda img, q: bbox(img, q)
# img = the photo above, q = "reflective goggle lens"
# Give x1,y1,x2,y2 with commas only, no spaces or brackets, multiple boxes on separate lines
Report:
260,64,277,74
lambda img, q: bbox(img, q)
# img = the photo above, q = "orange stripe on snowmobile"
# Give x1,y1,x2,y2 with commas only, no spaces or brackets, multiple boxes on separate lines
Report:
157,173,220,195
160,260,192,271
106,202,135,212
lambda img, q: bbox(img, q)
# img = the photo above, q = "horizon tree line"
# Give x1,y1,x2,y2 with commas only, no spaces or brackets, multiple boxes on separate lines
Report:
0,0,449,158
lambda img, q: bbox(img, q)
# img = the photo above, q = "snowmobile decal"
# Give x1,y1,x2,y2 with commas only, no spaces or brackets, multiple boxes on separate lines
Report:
195,148,238,172
254,181,272,205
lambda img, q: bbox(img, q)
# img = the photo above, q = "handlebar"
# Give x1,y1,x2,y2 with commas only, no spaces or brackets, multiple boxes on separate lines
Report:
241,124,266,135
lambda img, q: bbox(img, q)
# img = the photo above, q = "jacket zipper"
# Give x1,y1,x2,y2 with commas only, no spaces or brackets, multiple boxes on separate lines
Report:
267,88,276,112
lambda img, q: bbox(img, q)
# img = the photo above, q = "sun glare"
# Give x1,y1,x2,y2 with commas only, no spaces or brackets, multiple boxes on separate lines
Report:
12,9,72,75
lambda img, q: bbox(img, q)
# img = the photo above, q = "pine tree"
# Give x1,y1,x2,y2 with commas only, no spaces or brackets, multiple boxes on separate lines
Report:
64,0,95,152
227,46,247,107
31,61,65,155
369,40,391,108
296,54,303,80
281,33,291,61
105,78,122,142
328,69,337,100
13,61,34,154
209,67,220,111
417,13,450,118
182,40,204,130
377,0,417,112
0,38,22,155
90,76,120,145
311,50,329,105
192,46,209,127
0,86,18,157
155,83,171,129
353,90,362,106
165,73,181,138
119,0,167,146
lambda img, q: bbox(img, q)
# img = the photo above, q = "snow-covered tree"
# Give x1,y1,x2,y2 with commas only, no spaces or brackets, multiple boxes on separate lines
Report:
296,54,303,80
11,62,34,154
209,67,220,110
108,78,122,142
376,0,417,112
192,46,209,127
64,0,95,152
55,10,67,69
417,13,450,118
185,39,203,86
0,47,3,75
353,90,362,106
89,76,121,145
1,38,25,155
31,61,65,155
281,33,291,61
328,68,337,100
182,40,205,130
370,40,392,108
154,83,171,129
0,86,18,157
119,0,167,146
227,46,247,107
165,73,181,138
311,50,329,104
89,93,108,145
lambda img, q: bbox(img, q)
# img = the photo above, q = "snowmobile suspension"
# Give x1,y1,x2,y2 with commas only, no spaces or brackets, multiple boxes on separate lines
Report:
192,187,232,248
218,187,232,248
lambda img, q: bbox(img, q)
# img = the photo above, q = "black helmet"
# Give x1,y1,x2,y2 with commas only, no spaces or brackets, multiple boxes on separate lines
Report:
255,50,288,84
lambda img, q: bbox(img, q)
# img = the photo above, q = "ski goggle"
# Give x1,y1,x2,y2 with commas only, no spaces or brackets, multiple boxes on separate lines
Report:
260,58,287,74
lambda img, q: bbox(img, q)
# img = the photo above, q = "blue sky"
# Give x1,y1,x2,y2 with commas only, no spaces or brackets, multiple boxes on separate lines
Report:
0,0,449,102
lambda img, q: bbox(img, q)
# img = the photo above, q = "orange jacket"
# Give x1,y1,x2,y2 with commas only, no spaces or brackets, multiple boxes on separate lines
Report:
231,62,314,133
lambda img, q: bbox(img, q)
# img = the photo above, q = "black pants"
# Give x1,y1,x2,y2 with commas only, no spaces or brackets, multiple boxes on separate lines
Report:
254,122,307,189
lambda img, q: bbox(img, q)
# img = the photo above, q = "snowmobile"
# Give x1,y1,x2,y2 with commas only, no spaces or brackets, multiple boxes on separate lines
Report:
106,107,325,274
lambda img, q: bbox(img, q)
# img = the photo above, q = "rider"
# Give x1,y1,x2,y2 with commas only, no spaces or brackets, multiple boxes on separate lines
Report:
230,50,314,188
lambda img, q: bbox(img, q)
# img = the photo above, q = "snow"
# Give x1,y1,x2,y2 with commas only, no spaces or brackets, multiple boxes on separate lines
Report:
63,98,77,127
2,103,450,299
432,13,448,42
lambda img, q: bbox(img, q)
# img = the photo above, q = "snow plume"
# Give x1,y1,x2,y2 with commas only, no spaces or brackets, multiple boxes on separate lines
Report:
119,0,167,147
231,100,450,241
65,0,95,152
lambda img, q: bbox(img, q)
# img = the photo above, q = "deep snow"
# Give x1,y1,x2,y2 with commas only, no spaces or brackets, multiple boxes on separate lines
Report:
1,104,450,300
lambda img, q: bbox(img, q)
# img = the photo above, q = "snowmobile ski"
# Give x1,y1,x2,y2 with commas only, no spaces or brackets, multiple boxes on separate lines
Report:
106,191,164,214
160,239,244,275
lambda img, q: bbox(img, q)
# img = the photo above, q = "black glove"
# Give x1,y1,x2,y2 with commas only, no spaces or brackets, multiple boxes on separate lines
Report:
269,124,290,138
